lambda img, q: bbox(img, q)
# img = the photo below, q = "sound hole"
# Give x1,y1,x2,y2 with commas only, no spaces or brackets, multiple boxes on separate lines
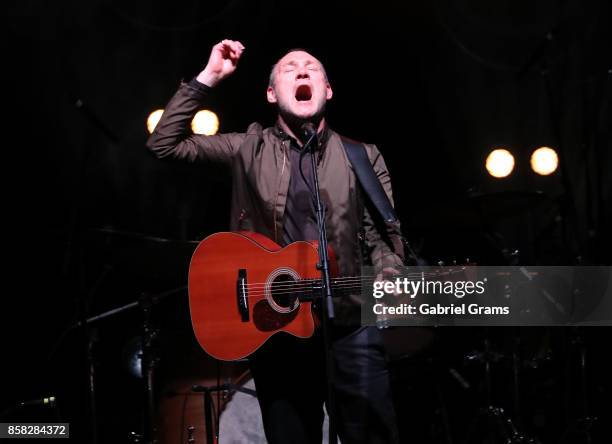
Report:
270,274,299,311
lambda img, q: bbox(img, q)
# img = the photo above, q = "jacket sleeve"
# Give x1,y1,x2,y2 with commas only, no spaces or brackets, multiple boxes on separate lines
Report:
146,81,245,165
362,144,405,273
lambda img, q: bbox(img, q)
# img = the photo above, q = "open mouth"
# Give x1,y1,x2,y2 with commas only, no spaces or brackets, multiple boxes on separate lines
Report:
295,84,312,102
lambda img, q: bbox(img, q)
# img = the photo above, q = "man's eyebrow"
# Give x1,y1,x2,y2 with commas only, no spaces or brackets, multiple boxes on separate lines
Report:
282,59,318,68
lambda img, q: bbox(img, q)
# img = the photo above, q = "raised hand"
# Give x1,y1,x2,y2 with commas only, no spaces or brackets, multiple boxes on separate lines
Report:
196,39,245,87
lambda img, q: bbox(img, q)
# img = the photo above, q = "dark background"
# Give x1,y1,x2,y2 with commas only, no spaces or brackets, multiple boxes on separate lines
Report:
3,0,611,442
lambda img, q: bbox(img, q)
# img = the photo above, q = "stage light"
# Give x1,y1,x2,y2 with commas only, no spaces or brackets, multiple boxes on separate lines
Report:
191,110,219,135
486,148,515,178
147,109,164,134
530,146,558,175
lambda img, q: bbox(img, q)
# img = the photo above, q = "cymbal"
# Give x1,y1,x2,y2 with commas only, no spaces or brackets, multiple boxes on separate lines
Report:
83,227,200,280
90,227,200,245
409,190,552,229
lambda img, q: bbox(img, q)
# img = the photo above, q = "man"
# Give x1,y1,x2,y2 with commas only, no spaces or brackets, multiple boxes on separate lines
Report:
147,39,404,443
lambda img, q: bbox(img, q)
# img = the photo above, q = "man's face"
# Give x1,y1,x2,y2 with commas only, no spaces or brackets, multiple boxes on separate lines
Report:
267,51,333,121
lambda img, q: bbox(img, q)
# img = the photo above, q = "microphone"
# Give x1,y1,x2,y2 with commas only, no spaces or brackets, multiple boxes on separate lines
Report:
299,122,318,149
18,396,56,408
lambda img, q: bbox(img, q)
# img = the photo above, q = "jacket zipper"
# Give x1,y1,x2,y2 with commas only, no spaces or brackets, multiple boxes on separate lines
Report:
273,141,288,242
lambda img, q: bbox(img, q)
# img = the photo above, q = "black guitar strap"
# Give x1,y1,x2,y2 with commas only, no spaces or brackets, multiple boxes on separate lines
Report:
340,137,398,223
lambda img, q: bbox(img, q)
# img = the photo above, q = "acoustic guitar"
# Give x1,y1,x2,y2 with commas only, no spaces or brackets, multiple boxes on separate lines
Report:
188,231,353,361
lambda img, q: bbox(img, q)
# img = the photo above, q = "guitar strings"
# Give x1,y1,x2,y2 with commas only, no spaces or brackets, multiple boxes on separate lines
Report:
239,269,466,290
233,269,468,298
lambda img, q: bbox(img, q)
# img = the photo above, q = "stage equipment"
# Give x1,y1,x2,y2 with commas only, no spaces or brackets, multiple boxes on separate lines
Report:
191,110,219,135
530,147,558,175
147,109,164,134
486,149,515,178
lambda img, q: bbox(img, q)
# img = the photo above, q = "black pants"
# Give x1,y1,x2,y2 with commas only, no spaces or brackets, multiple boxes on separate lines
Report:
249,326,399,444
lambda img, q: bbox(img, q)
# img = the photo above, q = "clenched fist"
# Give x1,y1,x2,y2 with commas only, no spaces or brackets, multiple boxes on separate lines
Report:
196,39,245,87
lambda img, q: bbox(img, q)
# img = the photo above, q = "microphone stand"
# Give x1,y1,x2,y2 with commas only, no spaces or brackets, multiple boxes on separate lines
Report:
302,124,338,444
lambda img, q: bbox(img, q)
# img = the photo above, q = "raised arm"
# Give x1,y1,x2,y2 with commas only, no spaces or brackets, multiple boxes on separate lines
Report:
146,40,246,165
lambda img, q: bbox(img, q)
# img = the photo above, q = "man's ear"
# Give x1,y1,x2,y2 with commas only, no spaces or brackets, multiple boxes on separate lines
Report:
326,83,333,100
267,86,277,104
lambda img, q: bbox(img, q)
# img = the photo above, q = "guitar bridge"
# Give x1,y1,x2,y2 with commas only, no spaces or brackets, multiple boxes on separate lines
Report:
236,269,249,322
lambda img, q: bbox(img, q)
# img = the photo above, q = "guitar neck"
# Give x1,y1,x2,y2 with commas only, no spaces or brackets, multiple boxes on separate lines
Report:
293,276,364,301
297,267,470,301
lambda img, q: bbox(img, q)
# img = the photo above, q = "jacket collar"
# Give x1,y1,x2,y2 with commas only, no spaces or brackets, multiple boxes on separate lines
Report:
273,121,332,150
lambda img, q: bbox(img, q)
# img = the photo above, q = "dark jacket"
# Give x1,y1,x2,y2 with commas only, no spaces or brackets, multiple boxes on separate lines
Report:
147,81,404,324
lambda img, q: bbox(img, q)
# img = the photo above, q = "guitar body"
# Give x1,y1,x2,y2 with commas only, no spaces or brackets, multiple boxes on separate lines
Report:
188,232,337,361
